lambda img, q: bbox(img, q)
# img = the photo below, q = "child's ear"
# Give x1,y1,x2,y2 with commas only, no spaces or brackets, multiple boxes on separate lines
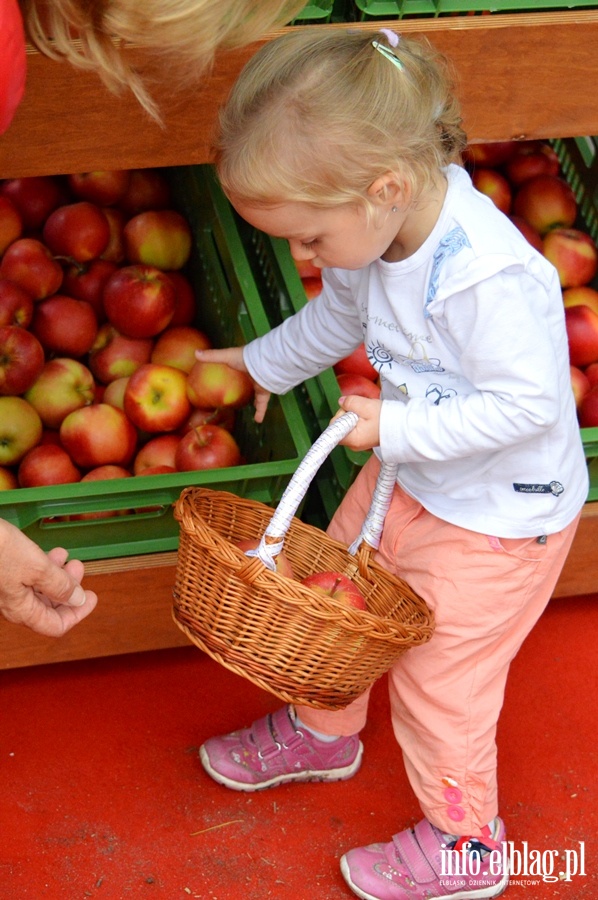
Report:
367,173,408,208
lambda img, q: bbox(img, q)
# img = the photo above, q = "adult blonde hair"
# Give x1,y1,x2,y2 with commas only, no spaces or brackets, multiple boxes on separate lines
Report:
216,28,467,211
19,0,307,121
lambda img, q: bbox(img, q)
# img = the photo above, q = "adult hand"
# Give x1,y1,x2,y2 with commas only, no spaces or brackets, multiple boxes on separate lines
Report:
0,520,98,636
194,347,271,423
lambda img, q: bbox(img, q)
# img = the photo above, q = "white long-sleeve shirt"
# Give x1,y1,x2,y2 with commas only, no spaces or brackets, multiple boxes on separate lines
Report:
244,164,589,538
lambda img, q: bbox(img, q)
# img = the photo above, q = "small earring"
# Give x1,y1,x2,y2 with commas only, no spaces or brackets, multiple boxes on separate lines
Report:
391,206,398,213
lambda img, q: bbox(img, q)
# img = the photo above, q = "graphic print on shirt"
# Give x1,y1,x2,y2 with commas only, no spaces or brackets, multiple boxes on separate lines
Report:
365,340,394,374
425,383,457,405
424,226,472,319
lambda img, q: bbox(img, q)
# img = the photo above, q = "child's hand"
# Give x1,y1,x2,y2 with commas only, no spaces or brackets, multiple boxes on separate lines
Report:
194,347,271,423
334,395,382,452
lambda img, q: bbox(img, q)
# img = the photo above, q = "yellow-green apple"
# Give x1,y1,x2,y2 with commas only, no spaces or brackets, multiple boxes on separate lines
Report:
301,571,367,610
180,405,236,434
565,305,598,367
71,464,133,520
99,207,126,264
186,360,253,409
24,358,96,429
18,443,82,488
0,325,45,395
472,168,512,215
294,259,321,279
43,201,110,262
336,372,381,400
118,168,172,216
0,237,63,299
0,195,23,254
151,325,212,373
61,258,117,321
563,286,598,317
543,228,598,288
67,170,131,206
235,538,294,578
334,343,378,381
1,175,66,230
585,361,598,388
133,433,180,474
0,277,34,327
579,384,598,428
31,294,98,358
174,424,241,471
463,141,517,168
0,396,43,465
123,209,192,270
0,466,18,490
60,403,137,468
504,141,560,186
103,264,176,338
513,174,577,235
88,323,153,384
302,276,323,300
123,363,191,432
570,364,591,410
102,376,129,410
509,215,543,253
166,271,197,326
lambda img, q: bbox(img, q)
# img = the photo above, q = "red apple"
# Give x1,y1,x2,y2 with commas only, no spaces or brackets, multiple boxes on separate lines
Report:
504,141,561,186
103,264,176,338
294,259,321,279
334,344,378,381
565,305,598,367
43,201,110,262
151,325,212,373
302,276,323,300
509,215,544,253
24,358,96,429
123,363,191,432
31,294,98,358
61,258,117,320
542,228,598,289
585,361,598,388
512,175,577,235
60,403,137,469
72,464,133,520
570,364,591,410
579,384,598,428
186,360,253,409
464,141,517,168
174,424,241,471
88,323,153,384
0,277,34,327
0,195,23,254
102,376,129,410
133,433,180,474
118,168,172,215
563,286,598,317
1,175,66,230
180,406,236,434
67,170,131,206
0,237,63,299
336,372,381,400
18,443,81,488
0,396,43,465
301,571,367,611
0,467,18,490
123,209,192,271
99,207,127,264
472,168,512,215
166,271,197,325
0,325,45,395
235,537,295,578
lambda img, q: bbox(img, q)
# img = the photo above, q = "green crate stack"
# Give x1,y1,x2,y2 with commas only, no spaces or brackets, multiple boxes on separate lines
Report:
353,0,597,18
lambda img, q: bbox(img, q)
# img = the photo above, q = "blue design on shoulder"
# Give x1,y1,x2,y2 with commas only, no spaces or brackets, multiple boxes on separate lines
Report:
424,227,471,318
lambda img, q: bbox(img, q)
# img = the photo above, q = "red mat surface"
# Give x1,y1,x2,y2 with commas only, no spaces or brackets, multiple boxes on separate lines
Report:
2,594,596,899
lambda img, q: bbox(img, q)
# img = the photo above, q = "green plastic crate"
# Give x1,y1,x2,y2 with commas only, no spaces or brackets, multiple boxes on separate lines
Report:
354,0,597,17
0,166,316,560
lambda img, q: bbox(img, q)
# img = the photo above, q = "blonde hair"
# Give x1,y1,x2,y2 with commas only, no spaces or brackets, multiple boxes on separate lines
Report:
19,0,307,122
216,28,467,212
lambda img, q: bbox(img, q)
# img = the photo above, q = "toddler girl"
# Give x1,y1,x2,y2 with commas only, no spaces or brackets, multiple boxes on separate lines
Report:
196,27,588,900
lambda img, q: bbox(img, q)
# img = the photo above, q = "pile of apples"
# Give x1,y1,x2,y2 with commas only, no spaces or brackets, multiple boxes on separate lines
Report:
465,139,598,429
0,168,254,492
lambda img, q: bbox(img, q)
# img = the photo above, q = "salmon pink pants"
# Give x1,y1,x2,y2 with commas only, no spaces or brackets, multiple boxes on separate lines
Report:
298,455,581,835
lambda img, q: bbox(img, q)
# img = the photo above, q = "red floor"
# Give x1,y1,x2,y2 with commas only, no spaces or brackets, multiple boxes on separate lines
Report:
2,594,597,899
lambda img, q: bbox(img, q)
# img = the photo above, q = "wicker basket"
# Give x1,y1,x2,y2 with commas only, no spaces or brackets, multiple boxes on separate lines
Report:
172,413,434,709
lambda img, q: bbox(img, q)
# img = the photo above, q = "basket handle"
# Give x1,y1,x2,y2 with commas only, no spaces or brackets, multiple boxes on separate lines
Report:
246,412,398,571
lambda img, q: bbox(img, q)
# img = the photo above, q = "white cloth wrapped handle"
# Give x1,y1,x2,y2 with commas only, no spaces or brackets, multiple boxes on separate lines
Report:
243,412,399,571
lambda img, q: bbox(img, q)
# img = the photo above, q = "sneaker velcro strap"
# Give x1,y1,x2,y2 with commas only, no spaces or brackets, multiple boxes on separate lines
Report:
392,819,445,883
252,707,297,760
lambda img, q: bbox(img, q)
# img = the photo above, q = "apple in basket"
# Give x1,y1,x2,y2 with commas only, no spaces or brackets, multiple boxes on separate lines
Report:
235,538,295,579
301,571,367,611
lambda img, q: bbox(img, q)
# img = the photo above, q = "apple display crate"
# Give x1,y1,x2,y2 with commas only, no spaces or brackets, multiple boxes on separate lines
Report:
0,167,318,560
173,412,435,710
352,0,598,18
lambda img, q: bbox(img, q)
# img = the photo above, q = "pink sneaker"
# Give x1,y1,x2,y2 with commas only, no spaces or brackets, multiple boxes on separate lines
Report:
340,817,508,900
199,705,363,791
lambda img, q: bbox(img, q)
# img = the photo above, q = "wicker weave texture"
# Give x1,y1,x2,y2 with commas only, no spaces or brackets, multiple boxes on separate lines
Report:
173,487,434,710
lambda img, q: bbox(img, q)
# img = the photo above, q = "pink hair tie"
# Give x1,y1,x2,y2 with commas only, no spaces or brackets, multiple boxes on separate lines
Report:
379,28,400,48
